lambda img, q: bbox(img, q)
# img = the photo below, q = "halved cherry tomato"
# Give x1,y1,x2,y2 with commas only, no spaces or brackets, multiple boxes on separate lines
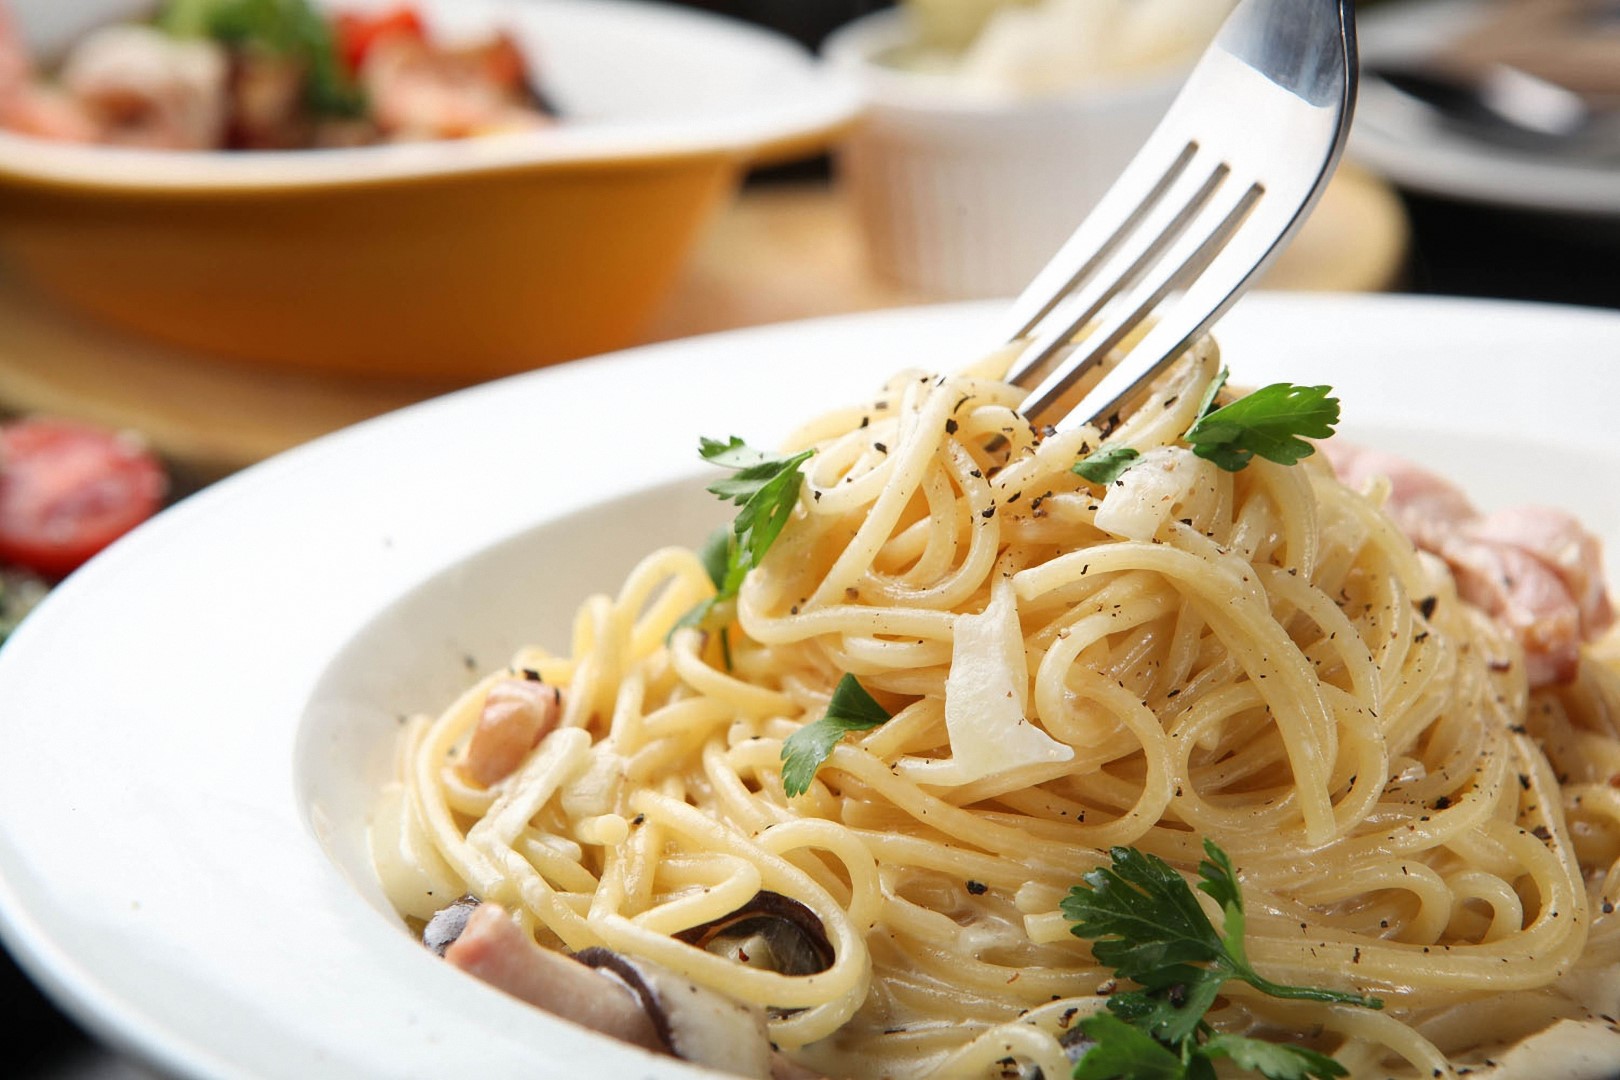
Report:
335,6,427,74
0,419,167,579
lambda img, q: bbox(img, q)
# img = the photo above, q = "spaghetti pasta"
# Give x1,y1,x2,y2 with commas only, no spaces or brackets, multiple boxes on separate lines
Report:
372,342,1620,1079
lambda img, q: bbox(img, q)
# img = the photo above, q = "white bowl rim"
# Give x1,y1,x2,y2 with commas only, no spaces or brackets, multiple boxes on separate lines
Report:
0,0,862,192
821,6,1192,116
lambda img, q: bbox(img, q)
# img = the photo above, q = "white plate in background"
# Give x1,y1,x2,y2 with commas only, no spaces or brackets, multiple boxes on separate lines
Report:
1349,0,1620,216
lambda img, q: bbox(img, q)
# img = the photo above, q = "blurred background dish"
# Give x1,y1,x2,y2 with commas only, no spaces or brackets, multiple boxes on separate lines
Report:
0,0,859,381
867,0,1234,94
1352,0,1620,217
0,0,1407,491
823,0,1236,298
2,0,557,151
0,153,1405,485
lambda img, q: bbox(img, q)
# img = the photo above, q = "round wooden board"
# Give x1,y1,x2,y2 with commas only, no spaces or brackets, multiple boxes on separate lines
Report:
0,164,1406,482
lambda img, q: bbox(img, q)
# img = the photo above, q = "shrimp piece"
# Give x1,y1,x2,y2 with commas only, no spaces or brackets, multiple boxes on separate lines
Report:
360,30,549,142
0,4,97,142
463,677,562,786
0,1,35,103
58,25,228,149
1,85,98,142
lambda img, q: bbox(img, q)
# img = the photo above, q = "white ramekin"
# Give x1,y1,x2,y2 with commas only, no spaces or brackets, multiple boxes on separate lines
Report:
823,8,1187,299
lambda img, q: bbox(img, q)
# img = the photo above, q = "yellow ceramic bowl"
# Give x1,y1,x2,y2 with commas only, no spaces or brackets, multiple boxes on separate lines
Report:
0,0,860,381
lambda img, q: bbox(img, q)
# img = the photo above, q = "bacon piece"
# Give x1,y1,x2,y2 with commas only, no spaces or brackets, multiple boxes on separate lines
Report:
1321,443,1476,551
0,2,28,99
360,31,549,142
464,677,562,786
0,5,98,142
1467,506,1614,639
443,903,662,1052
1444,538,1585,685
446,903,783,1077
1326,442,1613,686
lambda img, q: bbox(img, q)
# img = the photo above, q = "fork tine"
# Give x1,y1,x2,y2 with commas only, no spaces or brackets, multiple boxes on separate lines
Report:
1064,176,1317,433
997,0,1357,437
997,136,1199,353
1006,146,1231,393
1016,175,1264,425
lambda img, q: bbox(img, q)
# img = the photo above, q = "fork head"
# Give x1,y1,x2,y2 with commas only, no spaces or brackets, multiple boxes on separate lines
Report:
999,0,1357,434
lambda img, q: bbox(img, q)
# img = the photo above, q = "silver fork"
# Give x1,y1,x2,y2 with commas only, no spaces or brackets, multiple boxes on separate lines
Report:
1000,0,1358,433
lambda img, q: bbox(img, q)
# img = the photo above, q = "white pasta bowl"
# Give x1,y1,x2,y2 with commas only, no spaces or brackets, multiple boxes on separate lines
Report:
0,295,1617,1076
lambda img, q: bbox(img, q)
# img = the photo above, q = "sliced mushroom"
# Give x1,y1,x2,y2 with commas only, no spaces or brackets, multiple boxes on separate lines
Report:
439,901,775,1077
443,904,662,1053
576,947,773,1079
674,891,835,977
1058,1025,1097,1065
422,894,480,957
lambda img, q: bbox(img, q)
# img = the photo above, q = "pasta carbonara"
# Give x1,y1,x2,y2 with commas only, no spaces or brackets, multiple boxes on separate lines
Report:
371,341,1620,1079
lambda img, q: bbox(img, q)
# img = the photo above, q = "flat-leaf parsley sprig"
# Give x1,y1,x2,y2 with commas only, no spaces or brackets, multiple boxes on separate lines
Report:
1182,369,1340,472
1073,444,1141,485
780,674,892,798
1063,839,1381,1080
1074,370,1341,483
677,437,815,637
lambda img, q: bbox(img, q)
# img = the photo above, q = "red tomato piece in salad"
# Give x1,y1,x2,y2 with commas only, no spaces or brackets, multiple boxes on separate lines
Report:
0,418,166,579
336,5,427,74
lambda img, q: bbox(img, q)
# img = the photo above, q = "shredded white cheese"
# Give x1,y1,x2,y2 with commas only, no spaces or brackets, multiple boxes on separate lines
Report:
898,577,1072,787
1093,446,1209,543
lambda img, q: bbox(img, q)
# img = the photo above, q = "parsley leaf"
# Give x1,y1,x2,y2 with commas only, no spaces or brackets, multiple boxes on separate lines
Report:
696,525,732,593
1063,844,1228,979
780,674,891,797
1105,977,1225,1049
1062,843,1232,1045
1203,1035,1349,1080
1064,840,1382,1013
697,435,787,476
697,437,814,575
1072,1014,1186,1080
158,0,365,117
672,526,743,637
1182,372,1339,472
1190,367,1229,428
1074,445,1141,485
676,438,815,645
1062,839,1380,1080
1196,842,1250,965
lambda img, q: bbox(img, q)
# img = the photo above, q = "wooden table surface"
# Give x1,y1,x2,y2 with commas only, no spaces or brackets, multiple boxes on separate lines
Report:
0,165,1407,484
